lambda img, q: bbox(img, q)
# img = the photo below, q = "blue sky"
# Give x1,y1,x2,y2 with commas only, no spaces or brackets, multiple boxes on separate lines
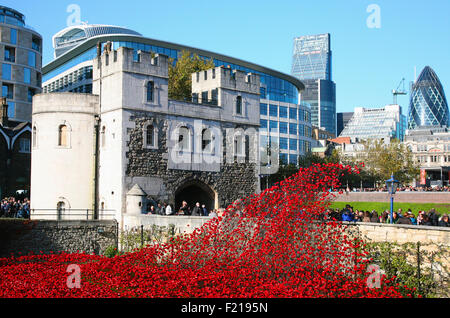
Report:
7,0,450,113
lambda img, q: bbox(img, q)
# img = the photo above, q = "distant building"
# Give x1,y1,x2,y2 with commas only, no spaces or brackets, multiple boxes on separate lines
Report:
311,126,335,146
408,66,449,130
0,5,42,122
291,34,336,136
336,112,353,136
52,24,142,58
0,6,41,197
330,136,365,162
0,98,31,198
404,126,450,187
291,33,332,81
300,79,336,136
339,104,407,142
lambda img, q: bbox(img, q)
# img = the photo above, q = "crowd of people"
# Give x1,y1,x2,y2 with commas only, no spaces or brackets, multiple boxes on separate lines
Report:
0,197,31,219
322,205,449,227
340,185,450,192
145,201,220,217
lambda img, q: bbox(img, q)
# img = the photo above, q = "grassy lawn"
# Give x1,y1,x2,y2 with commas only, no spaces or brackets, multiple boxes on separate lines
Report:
329,201,450,216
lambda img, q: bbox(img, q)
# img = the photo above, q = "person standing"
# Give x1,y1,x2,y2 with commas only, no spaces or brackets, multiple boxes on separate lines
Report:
165,203,173,216
157,203,165,215
438,214,449,227
201,204,208,216
178,201,190,216
192,202,202,216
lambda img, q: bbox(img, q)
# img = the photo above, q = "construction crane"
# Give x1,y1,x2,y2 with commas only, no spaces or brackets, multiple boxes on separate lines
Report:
392,78,407,105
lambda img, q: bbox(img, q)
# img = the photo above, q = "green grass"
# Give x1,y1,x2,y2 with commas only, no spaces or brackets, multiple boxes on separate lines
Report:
329,202,450,217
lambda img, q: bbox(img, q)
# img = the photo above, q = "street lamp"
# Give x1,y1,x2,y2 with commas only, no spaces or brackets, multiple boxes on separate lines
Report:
386,174,400,224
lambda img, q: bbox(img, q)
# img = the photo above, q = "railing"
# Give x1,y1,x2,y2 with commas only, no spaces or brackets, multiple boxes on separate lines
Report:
30,209,116,221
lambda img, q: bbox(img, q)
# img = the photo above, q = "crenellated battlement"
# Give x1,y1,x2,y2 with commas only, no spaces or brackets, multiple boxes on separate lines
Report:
192,66,260,96
94,45,169,79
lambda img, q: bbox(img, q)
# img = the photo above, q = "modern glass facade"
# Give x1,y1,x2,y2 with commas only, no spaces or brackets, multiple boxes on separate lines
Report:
259,101,312,165
339,105,407,141
408,66,449,129
52,25,142,58
300,79,336,136
291,33,332,81
0,5,42,122
336,112,354,136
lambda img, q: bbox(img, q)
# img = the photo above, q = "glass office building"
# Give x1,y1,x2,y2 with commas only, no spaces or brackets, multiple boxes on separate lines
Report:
339,105,407,141
43,25,313,165
0,6,42,122
301,79,336,136
291,34,331,81
408,66,449,129
291,34,336,136
336,112,354,136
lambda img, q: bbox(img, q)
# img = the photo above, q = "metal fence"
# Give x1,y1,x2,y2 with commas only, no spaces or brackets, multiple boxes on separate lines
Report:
364,241,450,297
30,209,116,221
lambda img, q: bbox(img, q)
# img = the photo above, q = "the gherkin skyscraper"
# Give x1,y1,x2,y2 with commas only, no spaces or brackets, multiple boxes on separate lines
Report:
408,66,449,129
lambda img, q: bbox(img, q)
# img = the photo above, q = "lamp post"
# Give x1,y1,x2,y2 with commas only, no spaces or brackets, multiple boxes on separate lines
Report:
386,174,400,224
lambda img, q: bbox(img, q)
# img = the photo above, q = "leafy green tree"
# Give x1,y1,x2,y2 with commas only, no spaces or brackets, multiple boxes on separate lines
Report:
360,139,419,185
168,50,215,101
297,152,326,168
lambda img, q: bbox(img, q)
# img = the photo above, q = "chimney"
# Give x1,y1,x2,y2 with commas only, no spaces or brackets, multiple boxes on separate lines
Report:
0,97,8,127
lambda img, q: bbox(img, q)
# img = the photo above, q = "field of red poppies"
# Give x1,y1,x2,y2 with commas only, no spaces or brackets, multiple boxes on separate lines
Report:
0,163,414,298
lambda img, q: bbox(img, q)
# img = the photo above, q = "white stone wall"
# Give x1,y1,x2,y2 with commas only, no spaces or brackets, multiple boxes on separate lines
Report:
31,93,99,219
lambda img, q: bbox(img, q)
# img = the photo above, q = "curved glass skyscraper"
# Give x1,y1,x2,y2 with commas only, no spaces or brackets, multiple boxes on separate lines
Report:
408,66,449,129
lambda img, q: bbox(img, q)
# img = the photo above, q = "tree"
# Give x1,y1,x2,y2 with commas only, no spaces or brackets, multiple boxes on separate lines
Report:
168,50,215,101
359,139,419,185
298,152,326,168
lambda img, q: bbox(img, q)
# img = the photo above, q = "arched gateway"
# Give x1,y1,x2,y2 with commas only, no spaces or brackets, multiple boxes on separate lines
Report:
174,180,217,213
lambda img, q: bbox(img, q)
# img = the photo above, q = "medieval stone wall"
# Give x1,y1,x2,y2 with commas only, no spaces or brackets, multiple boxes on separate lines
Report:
125,112,259,209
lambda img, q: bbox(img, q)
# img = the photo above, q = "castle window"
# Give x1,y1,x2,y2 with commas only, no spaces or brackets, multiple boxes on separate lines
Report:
212,68,216,79
192,93,198,104
101,126,106,148
133,50,140,62
202,128,213,154
146,81,154,102
18,137,31,153
56,201,65,221
58,125,68,147
204,71,207,80
32,126,37,148
146,124,157,148
178,126,190,151
236,96,242,115
234,134,245,157
201,91,208,104
211,89,218,106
